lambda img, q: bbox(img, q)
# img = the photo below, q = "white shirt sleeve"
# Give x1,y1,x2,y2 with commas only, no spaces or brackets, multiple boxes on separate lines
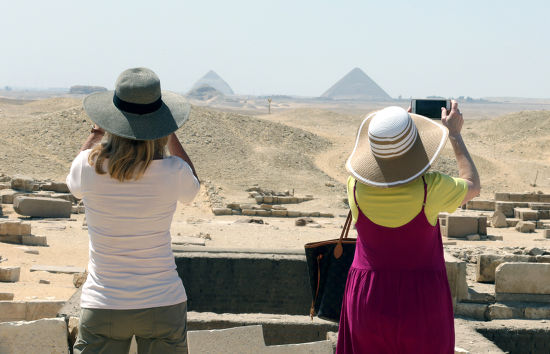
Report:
66,150,89,199
177,160,200,204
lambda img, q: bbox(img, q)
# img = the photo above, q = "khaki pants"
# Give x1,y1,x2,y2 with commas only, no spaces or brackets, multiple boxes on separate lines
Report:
74,302,187,354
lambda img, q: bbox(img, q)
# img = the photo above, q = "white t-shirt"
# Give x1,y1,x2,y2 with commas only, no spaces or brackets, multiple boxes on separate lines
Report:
66,149,200,309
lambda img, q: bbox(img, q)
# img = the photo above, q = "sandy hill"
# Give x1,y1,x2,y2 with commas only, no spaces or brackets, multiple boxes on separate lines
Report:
190,70,234,95
0,99,342,202
321,67,391,101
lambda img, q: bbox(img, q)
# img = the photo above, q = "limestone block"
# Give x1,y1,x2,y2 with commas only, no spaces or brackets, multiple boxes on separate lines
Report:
226,203,241,210
25,301,65,321
279,196,292,204
242,209,257,216
506,218,519,227
487,235,504,241
231,210,241,215
444,253,468,305
477,216,487,235
466,234,480,241
212,208,232,216
476,254,535,283
286,211,301,217
0,266,21,282
0,182,11,190
540,194,550,203
545,229,550,239
495,201,528,217
50,193,78,204
0,317,68,354
466,199,495,211
255,196,264,204
10,175,36,192
272,205,286,210
263,196,273,203
446,215,479,238
529,203,550,210
508,193,539,203
488,303,523,320
0,234,22,244
260,204,272,210
40,181,70,193
0,302,27,322
495,262,550,297
13,196,72,218
1,189,22,204
22,235,48,246
515,220,536,233
0,292,15,300
255,210,271,217
491,211,507,228
524,305,550,319
0,220,31,236
494,192,509,201
319,213,334,218
271,210,287,217
514,208,539,221
454,302,488,321
187,325,333,354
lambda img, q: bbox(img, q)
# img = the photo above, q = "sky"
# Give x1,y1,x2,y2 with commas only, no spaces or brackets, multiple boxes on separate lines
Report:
1,0,549,98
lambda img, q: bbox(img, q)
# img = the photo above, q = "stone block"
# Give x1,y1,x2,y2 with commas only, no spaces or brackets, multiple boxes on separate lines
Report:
0,266,21,282
10,175,36,192
446,215,479,238
226,203,241,210
508,193,539,203
494,192,510,201
444,253,468,305
319,213,334,218
477,216,487,235
524,305,550,319
529,203,550,210
271,210,287,217
515,220,535,233
40,181,70,193
25,301,65,321
514,208,539,221
22,235,48,246
13,196,72,218
476,254,535,283
488,303,523,320
495,263,550,301
1,189,21,204
545,229,550,239
260,204,272,210
187,325,333,354
68,316,80,350
454,302,488,320
255,196,264,204
496,201,528,217
0,317,68,354
491,211,507,228
50,192,78,204
263,196,273,203
0,302,27,322
0,220,31,236
242,209,257,216
0,292,15,300
286,211,301,217
255,210,271,217
466,234,481,241
466,199,495,211
540,194,550,203
212,208,232,216
0,182,10,190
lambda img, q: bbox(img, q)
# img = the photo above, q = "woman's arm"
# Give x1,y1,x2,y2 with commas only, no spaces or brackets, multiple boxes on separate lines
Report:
168,133,198,181
441,100,480,205
79,125,105,152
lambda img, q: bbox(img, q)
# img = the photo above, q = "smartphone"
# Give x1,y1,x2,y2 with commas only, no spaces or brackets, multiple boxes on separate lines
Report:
411,99,450,119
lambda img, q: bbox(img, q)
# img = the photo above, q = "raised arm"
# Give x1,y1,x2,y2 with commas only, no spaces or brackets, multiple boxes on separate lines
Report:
441,100,480,205
168,133,199,181
79,124,105,153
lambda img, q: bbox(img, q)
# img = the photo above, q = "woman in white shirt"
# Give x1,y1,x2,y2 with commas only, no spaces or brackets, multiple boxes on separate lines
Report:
67,67,199,354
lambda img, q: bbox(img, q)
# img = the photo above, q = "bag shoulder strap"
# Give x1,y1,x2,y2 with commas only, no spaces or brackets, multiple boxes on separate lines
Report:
333,210,352,259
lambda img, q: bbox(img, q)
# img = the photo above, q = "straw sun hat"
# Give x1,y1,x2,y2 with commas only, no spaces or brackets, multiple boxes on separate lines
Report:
83,67,191,140
346,106,448,187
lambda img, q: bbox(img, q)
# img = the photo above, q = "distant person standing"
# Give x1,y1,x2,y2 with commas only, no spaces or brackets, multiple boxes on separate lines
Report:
67,68,199,354
337,101,480,353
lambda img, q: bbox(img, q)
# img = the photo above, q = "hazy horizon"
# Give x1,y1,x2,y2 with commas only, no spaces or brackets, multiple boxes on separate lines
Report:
1,0,549,98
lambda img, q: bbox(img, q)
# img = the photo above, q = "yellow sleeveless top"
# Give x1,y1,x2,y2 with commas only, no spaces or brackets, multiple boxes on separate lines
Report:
347,171,468,228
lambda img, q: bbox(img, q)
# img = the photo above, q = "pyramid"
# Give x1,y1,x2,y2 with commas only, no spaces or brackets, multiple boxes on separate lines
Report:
321,68,391,100
190,70,234,95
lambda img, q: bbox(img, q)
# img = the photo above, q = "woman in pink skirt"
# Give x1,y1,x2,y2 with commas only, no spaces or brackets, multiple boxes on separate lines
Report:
337,101,480,353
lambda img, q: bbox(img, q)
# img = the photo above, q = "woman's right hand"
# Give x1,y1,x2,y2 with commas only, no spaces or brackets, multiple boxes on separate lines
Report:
441,100,463,138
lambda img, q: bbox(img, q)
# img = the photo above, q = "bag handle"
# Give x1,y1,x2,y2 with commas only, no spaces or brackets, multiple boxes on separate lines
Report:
333,210,352,259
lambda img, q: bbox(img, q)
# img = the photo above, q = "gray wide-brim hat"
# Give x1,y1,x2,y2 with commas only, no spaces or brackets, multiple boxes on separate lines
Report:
83,67,190,140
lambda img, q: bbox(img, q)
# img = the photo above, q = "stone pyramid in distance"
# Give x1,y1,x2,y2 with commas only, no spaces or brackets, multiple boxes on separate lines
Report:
321,67,391,100
190,70,234,95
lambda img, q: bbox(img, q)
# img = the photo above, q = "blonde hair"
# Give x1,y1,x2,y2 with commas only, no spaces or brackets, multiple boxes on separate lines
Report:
89,134,169,182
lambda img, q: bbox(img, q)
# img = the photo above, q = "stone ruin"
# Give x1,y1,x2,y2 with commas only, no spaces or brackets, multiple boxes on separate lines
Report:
212,186,334,218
